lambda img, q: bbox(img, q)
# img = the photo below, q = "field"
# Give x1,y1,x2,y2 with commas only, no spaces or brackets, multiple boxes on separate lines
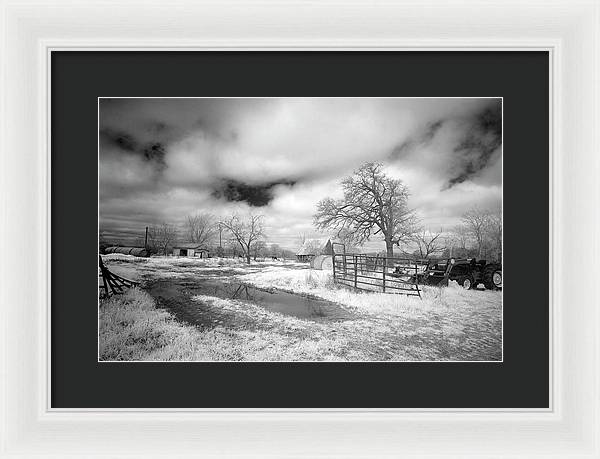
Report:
99,255,502,362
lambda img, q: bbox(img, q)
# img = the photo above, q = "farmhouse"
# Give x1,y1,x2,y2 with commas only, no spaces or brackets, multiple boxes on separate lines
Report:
172,244,210,258
296,238,334,262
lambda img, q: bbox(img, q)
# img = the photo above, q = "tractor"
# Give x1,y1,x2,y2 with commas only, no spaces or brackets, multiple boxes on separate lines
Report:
417,258,502,290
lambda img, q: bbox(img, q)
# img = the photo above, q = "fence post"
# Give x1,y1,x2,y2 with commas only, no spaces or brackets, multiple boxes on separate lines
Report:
353,255,357,289
415,261,421,298
332,254,336,284
382,257,386,293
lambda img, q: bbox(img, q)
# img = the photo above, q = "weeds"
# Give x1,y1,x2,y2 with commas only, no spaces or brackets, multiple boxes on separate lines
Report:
99,287,351,361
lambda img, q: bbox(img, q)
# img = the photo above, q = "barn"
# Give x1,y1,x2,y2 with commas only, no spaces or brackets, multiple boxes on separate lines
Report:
172,244,210,258
296,238,333,262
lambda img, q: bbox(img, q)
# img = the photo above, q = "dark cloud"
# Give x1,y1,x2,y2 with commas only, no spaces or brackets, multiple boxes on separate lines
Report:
100,127,168,175
141,142,167,170
446,100,502,188
100,128,139,152
212,179,297,207
390,119,444,160
387,99,502,190
99,97,269,147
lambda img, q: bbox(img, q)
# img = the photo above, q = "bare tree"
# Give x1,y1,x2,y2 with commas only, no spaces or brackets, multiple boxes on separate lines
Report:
335,227,358,252
147,223,178,255
221,213,265,264
99,230,110,253
185,213,216,247
252,240,267,260
461,207,492,258
447,224,471,258
297,233,307,249
412,229,446,259
269,243,282,259
485,211,502,261
314,162,416,257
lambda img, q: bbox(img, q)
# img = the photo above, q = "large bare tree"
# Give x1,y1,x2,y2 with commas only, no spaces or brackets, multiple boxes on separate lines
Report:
147,223,178,255
314,162,416,257
185,213,216,247
221,213,265,264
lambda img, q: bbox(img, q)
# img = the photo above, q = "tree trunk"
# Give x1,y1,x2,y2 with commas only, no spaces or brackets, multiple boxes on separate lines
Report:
385,238,394,258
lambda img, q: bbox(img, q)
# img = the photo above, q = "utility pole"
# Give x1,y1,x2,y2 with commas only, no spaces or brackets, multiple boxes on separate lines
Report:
144,226,148,249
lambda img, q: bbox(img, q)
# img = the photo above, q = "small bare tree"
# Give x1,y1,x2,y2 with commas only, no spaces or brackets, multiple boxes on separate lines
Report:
412,229,446,259
297,233,307,249
252,240,267,261
269,243,282,259
485,211,502,261
185,213,216,247
447,224,471,258
221,213,265,264
148,223,178,255
314,162,417,257
461,207,491,258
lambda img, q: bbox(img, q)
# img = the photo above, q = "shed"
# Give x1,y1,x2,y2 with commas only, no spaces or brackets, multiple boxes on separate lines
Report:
296,238,333,262
172,244,210,258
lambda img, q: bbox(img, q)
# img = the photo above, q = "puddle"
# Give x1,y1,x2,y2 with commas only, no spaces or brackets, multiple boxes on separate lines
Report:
197,280,352,320
145,277,353,328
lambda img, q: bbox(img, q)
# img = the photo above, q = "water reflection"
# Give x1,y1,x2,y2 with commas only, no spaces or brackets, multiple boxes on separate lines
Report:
196,280,351,320
147,277,353,324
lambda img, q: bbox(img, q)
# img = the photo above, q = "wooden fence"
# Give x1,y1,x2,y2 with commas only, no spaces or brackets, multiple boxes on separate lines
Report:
332,253,423,298
99,256,139,298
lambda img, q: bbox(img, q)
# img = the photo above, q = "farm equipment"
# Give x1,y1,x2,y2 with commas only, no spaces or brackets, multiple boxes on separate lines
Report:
416,258,502,290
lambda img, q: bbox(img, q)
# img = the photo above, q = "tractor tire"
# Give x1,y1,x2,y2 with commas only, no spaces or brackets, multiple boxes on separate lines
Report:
483,264,502,290
458,275,475,290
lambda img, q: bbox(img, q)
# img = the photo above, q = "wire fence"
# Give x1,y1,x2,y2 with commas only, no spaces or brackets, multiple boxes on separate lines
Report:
332,253,424,298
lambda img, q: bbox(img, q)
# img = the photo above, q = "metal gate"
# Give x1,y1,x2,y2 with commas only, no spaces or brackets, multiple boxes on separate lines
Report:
332,252,423,298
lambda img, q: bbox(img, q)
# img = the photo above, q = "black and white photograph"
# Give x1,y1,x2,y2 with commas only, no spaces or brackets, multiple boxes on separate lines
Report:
98,97,503,362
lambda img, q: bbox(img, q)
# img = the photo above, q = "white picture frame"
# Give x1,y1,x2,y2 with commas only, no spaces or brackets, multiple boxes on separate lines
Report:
0,0,598,457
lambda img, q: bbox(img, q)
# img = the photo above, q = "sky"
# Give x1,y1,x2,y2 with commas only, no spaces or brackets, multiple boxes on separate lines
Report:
99,98,502,251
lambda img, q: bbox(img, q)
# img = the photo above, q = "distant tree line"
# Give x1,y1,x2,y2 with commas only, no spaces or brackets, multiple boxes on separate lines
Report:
100,211,297,264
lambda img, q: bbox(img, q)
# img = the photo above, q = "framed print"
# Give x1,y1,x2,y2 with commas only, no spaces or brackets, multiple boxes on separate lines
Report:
1,0,599,458
53,52,545,410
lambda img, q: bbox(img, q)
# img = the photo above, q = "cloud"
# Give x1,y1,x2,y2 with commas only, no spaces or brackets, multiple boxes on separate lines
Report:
99,98,502,249
211,179,297,207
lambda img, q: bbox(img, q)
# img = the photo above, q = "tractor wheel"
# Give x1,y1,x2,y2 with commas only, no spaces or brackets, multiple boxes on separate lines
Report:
458,275,475,290
483,264,502,290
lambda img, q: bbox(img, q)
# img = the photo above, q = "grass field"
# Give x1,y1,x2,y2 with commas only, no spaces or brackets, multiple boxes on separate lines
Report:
99,255,502,361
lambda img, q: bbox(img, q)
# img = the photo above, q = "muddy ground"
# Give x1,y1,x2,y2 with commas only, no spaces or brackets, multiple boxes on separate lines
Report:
102,255,502,361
